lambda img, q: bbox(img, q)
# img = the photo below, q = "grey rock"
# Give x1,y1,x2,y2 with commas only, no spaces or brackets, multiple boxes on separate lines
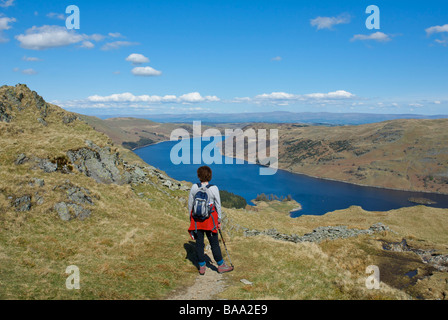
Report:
244,223,392,244
30,178,45,187
0,101,11,123
66,186,93,205
35,196,44,205
240,279,253,286
37,117,48,126
67,141,123,184
54,202,71,221
13,195,32,212
38,158,57,173
67,203,91,220
15,153,28,165
62,114,77,124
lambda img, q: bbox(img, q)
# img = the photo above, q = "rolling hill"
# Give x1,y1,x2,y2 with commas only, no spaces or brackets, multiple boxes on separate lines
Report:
230,120,448,194
1,84,447,300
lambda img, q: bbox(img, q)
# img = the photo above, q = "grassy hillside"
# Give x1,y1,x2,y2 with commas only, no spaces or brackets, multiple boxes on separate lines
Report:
229,121,448,194
0,84,197,299
1,84,447,300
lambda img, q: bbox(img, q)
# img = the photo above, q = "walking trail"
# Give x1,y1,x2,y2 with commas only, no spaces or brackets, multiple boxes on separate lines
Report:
167,247,229,300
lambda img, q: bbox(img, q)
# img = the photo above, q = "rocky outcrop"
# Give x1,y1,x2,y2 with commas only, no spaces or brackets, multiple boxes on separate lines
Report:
382,239,448,272
66,140,189,191
243,223,391,243
12,195,32,212
67,140,124,184
53,181,94,221
0,84,51,123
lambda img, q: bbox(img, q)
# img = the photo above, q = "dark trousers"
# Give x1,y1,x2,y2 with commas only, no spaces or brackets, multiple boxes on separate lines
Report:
195,230,223,265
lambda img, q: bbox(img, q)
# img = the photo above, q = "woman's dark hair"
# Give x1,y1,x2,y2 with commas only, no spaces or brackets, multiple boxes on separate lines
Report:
197,166,212,182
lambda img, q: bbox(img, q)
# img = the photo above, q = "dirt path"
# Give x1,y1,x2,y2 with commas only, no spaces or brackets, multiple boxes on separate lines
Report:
167,248,229,300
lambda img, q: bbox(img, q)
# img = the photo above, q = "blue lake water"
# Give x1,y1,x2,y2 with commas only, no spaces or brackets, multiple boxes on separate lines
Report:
134,138,448,217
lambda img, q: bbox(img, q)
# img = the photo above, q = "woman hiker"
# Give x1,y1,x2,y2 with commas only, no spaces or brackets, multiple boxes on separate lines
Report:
188,166,234,275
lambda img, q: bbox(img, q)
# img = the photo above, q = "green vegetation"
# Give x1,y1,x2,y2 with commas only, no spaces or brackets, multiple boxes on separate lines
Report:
122,137,155,150
220,190,247,209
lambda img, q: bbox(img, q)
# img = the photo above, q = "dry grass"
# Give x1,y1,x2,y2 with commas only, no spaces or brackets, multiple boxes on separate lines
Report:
1,85,447,300
219,201,448,300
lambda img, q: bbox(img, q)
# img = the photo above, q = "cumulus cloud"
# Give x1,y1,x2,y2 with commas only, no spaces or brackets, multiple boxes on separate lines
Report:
310,14,350,30
239,90,355,105
80,41,95,49
46,12,65,20
0,16,15,30
126,53,150,65
16,25,86,50
101,41,139,51
131,66,162,77
87,92,219,104
305,90,354,99
271,56,282,61
108,32,124,38
425,24,448,35
351,32,391,42
15,25,109,50
0,16,16,43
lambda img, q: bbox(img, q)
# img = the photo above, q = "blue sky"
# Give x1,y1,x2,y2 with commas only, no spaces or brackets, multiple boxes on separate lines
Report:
1,0,447,116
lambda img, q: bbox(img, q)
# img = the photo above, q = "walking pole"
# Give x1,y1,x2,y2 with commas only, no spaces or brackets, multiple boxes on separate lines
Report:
218,227,234,268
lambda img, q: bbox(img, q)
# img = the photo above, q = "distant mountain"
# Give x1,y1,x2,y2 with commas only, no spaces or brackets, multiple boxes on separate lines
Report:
98,111,448,126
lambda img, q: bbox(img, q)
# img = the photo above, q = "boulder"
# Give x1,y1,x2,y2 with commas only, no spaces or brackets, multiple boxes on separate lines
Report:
13,195,32,212
37,158,57,173
67,141,123,184
15,153,28,165
54,202,71,221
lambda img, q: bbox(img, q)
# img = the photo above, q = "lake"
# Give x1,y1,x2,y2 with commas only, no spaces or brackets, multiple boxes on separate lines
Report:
134,138,448,217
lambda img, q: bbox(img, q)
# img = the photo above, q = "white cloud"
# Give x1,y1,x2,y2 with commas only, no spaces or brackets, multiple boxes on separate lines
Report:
255,92,296,100
15,25,108,50
46,12,65,20
87,92,219,104
0,16,15,30
101,41,139,50
21,68,38,75
179,92,220,103
13,67,38,75
126,53,150,65
80,41,95,49
310,14,350,30
131,66,162,77
434,39,447,45
271,56,282,61
0,0,15,8
305,90,354,99
425,24,448,35
16,25,85,50
434,100,441,104
22,55,41,61
351,32,391,42
0,16,16,42
108,32,124,38
242,90,355,105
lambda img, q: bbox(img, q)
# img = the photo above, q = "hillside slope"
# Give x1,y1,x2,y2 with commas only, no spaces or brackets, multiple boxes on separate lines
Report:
1,84,447,300
0,84,196,299
233,121,448,194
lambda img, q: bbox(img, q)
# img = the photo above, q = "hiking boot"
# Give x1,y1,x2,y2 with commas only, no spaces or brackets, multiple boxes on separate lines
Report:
218,263,234,274
199,265,206,275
